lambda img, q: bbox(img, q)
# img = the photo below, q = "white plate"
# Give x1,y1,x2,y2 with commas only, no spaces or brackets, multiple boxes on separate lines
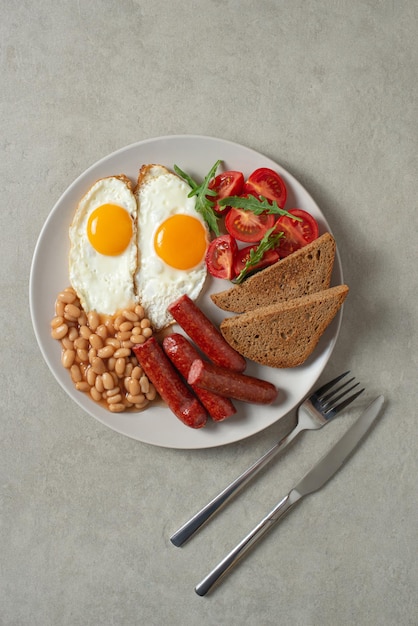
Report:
30,135,343,449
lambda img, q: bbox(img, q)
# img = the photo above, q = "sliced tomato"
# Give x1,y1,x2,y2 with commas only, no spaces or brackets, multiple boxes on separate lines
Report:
244,167,287,208
233,245,280,278
207,171,244,214
275,208,319,257
205,234,238,279
225,207,275,243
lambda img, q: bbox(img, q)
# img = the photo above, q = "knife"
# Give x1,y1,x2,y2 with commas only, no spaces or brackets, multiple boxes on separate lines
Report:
195,395,385,596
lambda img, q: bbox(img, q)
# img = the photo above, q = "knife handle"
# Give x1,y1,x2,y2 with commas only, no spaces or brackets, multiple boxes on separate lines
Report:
195,490,299,596
171,426,303,547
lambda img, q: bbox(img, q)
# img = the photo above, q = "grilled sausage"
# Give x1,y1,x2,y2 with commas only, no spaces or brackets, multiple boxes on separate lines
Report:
133,338,207,429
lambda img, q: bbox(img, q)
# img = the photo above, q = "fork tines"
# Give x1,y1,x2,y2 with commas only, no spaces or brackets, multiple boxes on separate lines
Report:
314,371,365,416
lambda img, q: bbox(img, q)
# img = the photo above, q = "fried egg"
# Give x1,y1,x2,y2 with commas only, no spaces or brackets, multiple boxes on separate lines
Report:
134,165,209,329
69,175,137,315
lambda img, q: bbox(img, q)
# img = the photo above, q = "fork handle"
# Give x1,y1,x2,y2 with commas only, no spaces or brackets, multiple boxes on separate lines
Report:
170,425,302,547
195,490,300,596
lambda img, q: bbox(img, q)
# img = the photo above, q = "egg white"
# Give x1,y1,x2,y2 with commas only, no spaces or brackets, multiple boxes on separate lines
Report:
135,166,208,330
69,176,137,316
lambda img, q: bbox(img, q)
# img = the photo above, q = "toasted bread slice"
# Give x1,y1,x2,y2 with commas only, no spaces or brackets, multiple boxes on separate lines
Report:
211,232,336,313
219,285,348,368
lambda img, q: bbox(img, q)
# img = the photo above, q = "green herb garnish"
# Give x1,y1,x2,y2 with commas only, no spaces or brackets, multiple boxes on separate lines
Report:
218,194,302,221
174,161,221,236
233,227,284,284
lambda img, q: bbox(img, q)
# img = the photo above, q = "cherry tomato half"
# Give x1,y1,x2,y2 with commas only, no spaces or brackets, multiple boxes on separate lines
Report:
205,234,238,279
233,245,280,278
244,167,287,208
207,171,244,214
275,209,319,257
225,207,275,243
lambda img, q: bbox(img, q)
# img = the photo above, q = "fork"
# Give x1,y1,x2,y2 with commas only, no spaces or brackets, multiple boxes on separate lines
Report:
170,371,364,547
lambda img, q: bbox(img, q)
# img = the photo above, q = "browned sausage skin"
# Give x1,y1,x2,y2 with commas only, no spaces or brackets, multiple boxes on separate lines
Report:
133,338,207,429
188,359,278,405
167,295,246,373
163,334,236,422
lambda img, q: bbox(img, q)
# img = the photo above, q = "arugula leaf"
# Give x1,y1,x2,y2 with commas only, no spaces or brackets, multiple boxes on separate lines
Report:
174,161,221,236
218,194,301,221
233,227,284,284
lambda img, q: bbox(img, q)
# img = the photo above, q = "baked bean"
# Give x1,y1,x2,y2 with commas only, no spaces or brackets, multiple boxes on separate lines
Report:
88,348,97,363
142,327,153,339
132,366,143,379
87,310,99,331
51,315,64,329
55,301,65,317
62,337,74,350
70,364,82,383
127,393,145,404
119,321,133,332
91,356,105,375
139,375,150,394
51,323,68,340
117,330,131,341
74,336,88,350
121,340,133,350
102,372,114,390
123,309,139,322
62,349,75,369
97,345,115,359
113,315,124,330
76,348,89,363
65,303,81,319
124,363,134,377
89,333,103,350
134,304,145,319
80,325,91,340
96,325,108,339
146,385,157,401
90,386,102,402
109,403,125,413
104,318,115,335
68,327,79,342
131,326,142,336
75,381,90,392
78,311,88,326
86,368,96,386
131,334,146,345
107,393,123,405
128,377,141,396
105,337,120,348
115,357,126,377
107,356,116,371
58,290,77,304
140,318,151,329
95,375,104,393
106,387,120,398
114,347,130,359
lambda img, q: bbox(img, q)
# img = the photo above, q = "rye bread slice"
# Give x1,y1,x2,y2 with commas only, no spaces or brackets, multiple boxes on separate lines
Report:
219,285,348,368
211,232,336,313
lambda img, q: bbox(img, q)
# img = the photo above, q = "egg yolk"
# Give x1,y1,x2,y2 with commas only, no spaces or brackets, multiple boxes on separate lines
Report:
87,204,133,256
154,214,208,270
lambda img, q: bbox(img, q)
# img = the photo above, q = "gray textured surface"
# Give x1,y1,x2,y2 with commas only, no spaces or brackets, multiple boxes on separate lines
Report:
2,1,417,624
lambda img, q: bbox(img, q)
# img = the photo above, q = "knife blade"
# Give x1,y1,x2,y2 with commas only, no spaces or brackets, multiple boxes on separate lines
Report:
195,395,385,596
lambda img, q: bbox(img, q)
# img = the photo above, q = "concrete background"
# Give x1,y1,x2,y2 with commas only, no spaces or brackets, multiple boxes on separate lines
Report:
1,1,417,624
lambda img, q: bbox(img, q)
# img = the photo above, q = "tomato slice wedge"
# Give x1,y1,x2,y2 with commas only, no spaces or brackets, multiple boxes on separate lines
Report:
205,234,238,279
275,208,319,257
207,171,244,214
233,245,280,278
244,167,287,208
225,207,275,243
